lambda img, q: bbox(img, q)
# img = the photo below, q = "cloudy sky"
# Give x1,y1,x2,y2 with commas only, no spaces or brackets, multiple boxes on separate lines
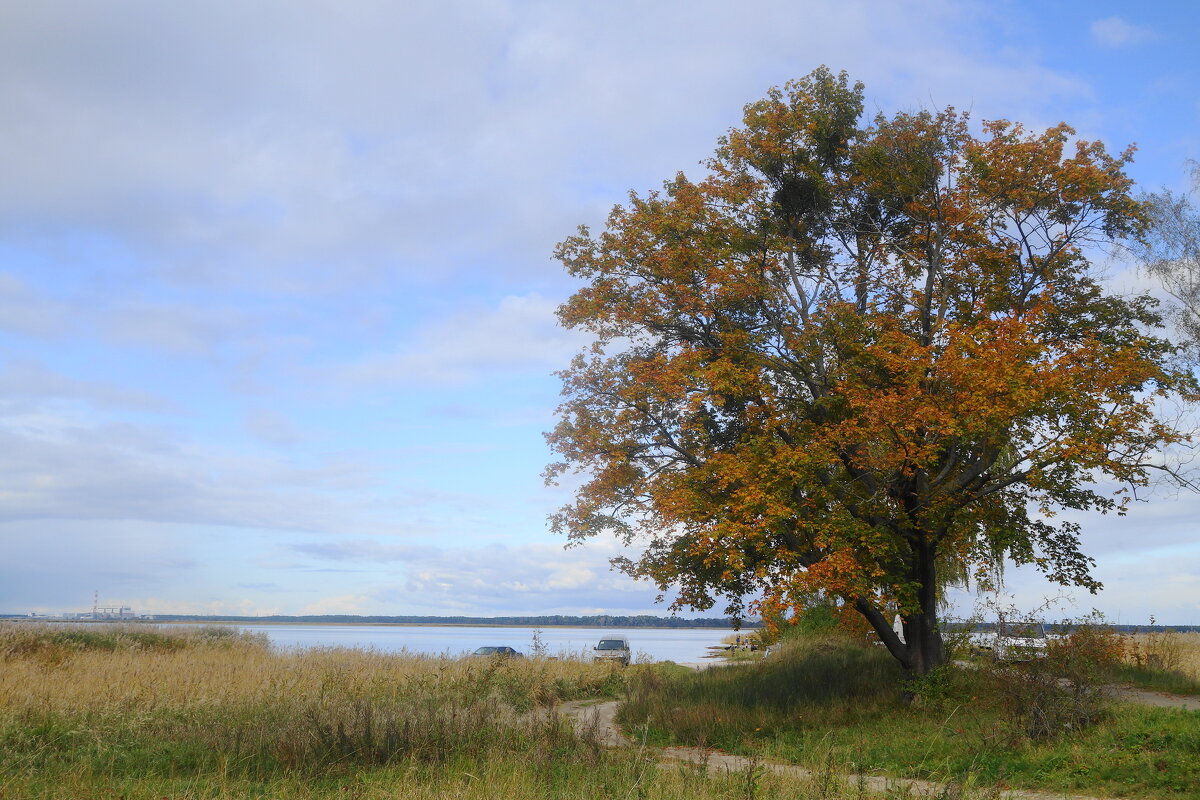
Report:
2,1,1198,623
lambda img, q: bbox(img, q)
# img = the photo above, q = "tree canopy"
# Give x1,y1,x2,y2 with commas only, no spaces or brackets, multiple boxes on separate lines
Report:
545,68,1196,673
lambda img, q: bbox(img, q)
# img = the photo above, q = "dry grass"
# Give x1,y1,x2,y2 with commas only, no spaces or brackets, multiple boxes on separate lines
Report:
0,622,952,800
1121,630,1200,678
0,621,625,783
0,622,618,717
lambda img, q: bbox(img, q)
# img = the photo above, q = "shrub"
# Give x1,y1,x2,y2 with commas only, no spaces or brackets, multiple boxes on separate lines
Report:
978,616,1120,743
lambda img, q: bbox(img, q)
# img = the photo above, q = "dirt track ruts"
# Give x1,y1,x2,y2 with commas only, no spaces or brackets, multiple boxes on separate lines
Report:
555,683,1200,800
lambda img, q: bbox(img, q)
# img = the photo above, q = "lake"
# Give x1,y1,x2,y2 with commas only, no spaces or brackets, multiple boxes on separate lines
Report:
233,623,736,664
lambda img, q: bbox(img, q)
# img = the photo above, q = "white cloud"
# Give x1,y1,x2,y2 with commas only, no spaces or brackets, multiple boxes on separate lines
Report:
298,594,372,616
0,410,374,532
99,301,251,357
0,1,1104,295
347,294,586,385
0,358,170,413
0,519,201,612
1090,16,1155,48
286,537,663,617
946,536,1200,627
243,408,303,446
113,596,286,617
0,272,72,337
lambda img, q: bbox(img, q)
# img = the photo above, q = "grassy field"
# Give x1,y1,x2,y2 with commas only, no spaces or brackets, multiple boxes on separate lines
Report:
1,622,618,798
0,621,943,800
5,621,1198,799
621,631,1200,799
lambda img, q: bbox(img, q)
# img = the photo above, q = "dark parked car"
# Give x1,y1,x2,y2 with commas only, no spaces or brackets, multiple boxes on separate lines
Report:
470,646,523,658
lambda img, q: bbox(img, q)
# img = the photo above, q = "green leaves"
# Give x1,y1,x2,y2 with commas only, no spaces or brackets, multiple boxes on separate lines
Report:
546,68,1196,670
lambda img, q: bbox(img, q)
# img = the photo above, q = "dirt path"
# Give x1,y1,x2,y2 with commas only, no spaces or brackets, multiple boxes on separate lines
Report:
1107,685,1200,711
556,686,1199,800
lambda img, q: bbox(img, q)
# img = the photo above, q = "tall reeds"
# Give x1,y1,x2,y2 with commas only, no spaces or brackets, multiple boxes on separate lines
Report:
0,622,620,782
1118,630,1200,694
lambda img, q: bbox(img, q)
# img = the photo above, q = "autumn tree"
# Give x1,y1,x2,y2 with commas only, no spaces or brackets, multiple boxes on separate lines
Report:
545,68,1196,673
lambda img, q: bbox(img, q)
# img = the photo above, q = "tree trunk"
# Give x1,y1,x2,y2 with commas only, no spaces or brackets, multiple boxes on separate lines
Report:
901,610,946,674
905,534,947,674
853,534,948,674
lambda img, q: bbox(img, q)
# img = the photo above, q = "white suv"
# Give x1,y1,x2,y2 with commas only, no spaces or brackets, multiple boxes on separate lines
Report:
592,635,631,666
993,620,1051,661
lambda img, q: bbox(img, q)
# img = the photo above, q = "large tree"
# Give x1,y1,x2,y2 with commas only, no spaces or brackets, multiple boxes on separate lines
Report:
545,68,1196,673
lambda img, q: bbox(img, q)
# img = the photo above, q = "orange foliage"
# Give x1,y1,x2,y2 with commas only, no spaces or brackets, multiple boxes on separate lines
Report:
545,68,1196,672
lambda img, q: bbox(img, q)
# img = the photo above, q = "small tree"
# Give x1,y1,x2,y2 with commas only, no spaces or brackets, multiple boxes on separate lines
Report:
546,68,1196,673
1138,162,1200,354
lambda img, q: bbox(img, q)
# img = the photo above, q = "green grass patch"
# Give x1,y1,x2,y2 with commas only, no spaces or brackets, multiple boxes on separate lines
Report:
748,688,1200,797
0,747,921,800
623,634,1200,798
621,635,904,751
5,622,1195,799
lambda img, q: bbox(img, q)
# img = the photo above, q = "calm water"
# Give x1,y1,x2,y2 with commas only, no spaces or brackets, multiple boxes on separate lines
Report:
233,623,734,664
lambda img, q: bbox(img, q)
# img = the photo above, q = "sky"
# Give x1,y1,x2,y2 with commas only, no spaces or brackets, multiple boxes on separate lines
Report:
1,0,1198,624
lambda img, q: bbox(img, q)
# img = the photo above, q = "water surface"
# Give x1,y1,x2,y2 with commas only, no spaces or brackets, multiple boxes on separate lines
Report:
235,623,732,664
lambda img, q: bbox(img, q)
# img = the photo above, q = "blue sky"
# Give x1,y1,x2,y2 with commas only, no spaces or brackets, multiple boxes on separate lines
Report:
1,1,1198,623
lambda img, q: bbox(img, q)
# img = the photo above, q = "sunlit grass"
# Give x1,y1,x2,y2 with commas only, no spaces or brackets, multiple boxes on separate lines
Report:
0,622,626,788
1118,631,1200,695
10,621,1195,799
620,634,904,747
0,622,625,714
622,631,1200,799
0,621,1015,799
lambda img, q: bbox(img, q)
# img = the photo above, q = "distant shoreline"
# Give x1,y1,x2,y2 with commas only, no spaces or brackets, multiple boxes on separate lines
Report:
2,613,758,630
175,620,743,630
9,614,1194,633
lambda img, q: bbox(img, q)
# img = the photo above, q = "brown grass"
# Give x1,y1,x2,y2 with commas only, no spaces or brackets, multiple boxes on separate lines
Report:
0,623,616,716
0,621,627,782
1121,630,1200,677
8,623,1116,799
0,622,950,799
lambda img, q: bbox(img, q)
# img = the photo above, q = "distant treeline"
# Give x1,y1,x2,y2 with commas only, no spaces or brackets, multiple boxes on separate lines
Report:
146,614,758,628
